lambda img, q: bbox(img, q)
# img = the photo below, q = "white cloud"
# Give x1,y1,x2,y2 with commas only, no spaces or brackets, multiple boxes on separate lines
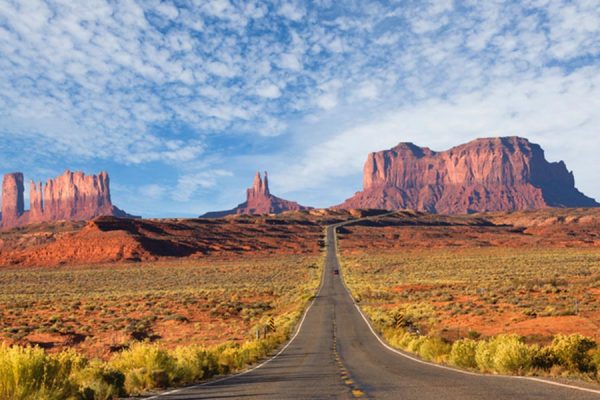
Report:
174,169,233,202
1,0,600,210
255,81,282,98
316,92,338,110
205,61,237,78
139,184,167,199
279,67,600,204
375,32,400,46
278,2,304,21
353,81,379,100
156,2,179,19
203,0,233,18
278,52,302,71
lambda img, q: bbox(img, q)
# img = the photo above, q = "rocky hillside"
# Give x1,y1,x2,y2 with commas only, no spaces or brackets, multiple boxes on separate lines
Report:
202,171,311,217
337,137,598,214
0,210,364,267
0,170,136,230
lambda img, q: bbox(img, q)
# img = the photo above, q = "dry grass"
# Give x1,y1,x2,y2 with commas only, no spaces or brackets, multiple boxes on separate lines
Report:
341,247,600,341
0,254,322,359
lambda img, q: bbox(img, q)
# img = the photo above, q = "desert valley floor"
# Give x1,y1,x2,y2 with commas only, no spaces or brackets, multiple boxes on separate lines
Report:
1,208,600,399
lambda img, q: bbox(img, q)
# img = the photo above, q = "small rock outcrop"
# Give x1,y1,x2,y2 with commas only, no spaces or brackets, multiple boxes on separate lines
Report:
0,170,136,230
201,171,312,217
336,137,599,214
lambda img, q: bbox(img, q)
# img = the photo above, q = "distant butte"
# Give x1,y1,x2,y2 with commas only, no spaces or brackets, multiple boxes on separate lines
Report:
336,136,599,214
0,170,137,230
201,171,312,217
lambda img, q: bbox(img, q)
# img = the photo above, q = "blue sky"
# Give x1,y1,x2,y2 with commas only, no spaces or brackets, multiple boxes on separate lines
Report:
1,0,599,217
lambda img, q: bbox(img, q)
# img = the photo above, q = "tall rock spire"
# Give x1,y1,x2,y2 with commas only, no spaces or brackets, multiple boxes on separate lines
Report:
29,180,44,220
263,171,270,195
252,171,263,195
1,173,25,228
202,170,311,217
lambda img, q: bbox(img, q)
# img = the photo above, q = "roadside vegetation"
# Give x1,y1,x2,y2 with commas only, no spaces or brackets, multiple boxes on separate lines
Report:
340,247,600,383
0,254,322,399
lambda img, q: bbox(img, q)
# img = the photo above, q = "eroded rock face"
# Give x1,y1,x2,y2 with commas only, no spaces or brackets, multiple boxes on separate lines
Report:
202,171,312,217
1,173,25,228
42,171,113,220
337,137,599,214
0,170,136,230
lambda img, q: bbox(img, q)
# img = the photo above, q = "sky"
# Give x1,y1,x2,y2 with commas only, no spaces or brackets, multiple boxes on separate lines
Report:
0,0,599,217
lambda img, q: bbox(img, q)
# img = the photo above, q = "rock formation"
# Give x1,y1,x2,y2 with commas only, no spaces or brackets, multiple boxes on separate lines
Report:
0,170,136,230
1,173,25,228
337,137,599,214
201,171,312,217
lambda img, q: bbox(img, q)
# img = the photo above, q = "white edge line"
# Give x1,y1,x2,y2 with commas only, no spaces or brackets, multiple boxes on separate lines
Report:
146,227,331,399
333,225,600,396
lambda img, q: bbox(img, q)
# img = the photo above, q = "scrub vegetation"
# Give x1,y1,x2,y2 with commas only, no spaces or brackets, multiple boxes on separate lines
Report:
0,254,322,399
341,247,600,382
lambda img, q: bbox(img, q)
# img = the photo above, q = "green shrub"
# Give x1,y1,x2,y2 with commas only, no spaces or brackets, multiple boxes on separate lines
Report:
449,339,478,369
418,337,451,362
493,336,536,374
548,334,597,372
388,330,416,350
172,345,219,384
591,350,600,381
531,346,558,371
405,335,428,354
475,338,497,372
0,343,82,400
74,360,125,400
475,335,535,374
109,342,176,395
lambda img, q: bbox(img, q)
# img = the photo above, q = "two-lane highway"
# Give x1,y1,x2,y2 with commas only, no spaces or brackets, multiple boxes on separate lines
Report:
150,224,600,399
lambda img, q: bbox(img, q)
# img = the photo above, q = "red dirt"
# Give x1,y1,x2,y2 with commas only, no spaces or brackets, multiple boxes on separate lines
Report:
0,209,390,268
338,208,600,252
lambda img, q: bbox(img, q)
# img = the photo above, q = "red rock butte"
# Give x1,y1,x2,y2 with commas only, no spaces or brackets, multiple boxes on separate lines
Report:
0,170,136,230
201,171,312,217
336,136,599,214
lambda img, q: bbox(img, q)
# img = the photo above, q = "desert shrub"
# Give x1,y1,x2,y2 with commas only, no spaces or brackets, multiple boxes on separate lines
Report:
493,337,536,374
0,343,82,400
172,346,219,384
216,344,244,374
449,339,478,369
475,338,497,372
548,334,597,372
417,337,451,362
475,335,535,374
214,338,276,374
74,360,125,400
592,350,600,380
405,335,428,354
109,342,176,395
531,346,558,371
388,330,417,350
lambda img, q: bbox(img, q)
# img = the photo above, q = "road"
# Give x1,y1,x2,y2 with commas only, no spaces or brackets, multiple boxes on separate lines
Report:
149,224,600,399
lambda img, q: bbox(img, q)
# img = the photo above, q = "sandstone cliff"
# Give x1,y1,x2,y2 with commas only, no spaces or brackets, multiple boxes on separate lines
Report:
0,170,136,230
202,171,312,217
337,137,598,214
1,173,25,228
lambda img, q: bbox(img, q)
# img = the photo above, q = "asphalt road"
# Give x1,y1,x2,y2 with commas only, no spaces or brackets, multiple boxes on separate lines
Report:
149,225,600,399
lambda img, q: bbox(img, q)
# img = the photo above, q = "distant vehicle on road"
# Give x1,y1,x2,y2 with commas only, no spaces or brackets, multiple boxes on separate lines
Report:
334,269,339,275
